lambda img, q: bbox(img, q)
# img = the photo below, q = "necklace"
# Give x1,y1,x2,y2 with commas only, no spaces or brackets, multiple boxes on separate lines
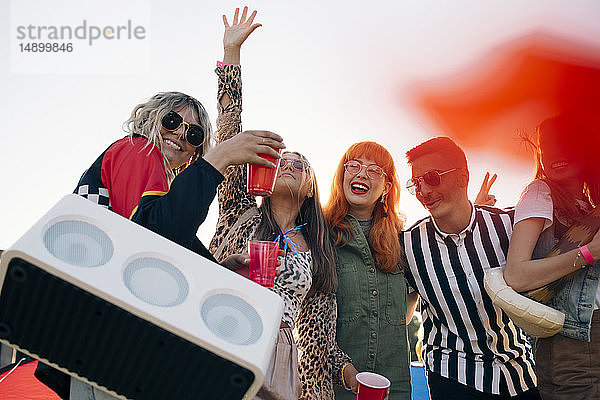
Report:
274,223,307,256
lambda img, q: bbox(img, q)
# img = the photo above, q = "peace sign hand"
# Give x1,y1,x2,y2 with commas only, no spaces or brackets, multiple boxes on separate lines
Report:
474,172,497,206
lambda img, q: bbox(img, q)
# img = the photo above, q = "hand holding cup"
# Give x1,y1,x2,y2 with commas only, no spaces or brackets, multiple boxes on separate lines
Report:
355,372,391,400
203,130,284,175
247,241,281,287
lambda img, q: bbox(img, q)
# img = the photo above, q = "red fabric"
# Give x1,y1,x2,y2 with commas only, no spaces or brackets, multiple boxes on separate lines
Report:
412,32,600,162
100,137,169,219
0,360,62,399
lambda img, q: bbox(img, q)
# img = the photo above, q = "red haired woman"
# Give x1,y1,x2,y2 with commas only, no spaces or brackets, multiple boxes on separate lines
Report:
324,142,414,399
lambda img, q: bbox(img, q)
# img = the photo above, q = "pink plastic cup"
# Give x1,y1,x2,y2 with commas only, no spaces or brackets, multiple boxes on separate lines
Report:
248,240,279,287
247,147,282,197
356,372,390,400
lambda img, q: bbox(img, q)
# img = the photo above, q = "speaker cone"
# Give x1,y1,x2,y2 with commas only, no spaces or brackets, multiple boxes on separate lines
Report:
43,220,114,268
123,257,189,307
201,294,263,345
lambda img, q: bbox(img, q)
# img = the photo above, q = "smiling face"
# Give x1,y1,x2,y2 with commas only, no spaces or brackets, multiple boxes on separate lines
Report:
342,157,391,219
159,106,198,169
539,123,584,183
410,152,467,221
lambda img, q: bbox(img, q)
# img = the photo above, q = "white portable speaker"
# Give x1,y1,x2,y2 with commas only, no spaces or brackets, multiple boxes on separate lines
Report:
0,194,283,400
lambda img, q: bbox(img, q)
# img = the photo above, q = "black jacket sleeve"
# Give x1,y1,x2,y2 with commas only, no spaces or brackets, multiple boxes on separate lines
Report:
130,157,223,259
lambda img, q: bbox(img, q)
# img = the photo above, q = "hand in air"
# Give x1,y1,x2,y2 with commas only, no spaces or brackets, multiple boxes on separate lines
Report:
223,6,261,51
474,172,497,206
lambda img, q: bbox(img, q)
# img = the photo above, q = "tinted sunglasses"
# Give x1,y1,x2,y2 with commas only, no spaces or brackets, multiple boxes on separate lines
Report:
406,168,458,195
279,158,307,171
344,160,386,179
161,111,205,147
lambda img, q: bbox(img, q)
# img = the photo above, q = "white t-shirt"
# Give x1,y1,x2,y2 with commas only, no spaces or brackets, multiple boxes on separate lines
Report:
515,179,599,309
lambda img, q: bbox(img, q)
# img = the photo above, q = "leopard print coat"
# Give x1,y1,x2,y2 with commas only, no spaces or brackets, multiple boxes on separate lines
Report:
208,65,351,400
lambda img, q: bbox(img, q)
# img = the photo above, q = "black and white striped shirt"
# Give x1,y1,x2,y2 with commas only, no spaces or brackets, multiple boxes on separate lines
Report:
401,205,537,396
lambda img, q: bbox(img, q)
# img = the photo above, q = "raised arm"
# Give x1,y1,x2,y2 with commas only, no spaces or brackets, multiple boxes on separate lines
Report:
212,60,256,223
205,8,281,175
209,7,283,255
220,6,261,107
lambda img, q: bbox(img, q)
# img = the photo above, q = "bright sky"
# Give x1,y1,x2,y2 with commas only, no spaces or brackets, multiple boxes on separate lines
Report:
1,0,599,249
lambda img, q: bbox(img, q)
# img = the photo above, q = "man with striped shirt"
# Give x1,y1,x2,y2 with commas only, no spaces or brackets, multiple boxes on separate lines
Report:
401,137,540,399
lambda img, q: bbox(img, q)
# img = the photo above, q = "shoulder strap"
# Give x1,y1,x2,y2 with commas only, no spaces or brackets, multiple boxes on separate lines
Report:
213,207,260,261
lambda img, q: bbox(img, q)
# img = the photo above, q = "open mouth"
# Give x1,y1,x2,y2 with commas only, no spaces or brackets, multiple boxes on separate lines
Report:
164,138,183,151
350,181,369,195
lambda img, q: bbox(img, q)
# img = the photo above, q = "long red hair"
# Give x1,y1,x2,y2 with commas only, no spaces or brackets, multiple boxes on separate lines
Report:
324,141,405,272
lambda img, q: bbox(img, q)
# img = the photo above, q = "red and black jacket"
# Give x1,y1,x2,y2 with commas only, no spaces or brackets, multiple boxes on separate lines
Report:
74,135,223,261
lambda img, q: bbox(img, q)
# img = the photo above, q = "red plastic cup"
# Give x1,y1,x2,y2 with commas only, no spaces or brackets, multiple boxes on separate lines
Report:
356,372,390,400
247,147,282,196
248,240,279,287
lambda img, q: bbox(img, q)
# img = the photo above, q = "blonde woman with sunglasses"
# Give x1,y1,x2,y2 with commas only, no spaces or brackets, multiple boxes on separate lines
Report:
35,33,283,400
70,94,281,266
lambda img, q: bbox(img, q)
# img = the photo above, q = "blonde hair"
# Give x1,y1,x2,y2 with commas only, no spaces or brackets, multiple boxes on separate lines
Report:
123,91,212,181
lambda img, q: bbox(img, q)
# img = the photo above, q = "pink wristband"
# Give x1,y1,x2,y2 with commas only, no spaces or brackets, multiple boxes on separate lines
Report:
216,61,231,69
579,245,595,264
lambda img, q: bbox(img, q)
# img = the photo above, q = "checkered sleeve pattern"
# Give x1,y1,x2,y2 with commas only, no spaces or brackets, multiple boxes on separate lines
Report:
76,184,112,210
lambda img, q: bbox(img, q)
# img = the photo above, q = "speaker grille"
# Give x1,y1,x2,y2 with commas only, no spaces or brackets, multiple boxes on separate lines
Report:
43,220,113,268
0,258,254,400
201,294,263,346
123,258,189,307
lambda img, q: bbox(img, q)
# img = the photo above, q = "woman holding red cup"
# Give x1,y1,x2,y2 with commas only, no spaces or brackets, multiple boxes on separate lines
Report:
324,142,413,400
35,14,282,400
209,8,351,399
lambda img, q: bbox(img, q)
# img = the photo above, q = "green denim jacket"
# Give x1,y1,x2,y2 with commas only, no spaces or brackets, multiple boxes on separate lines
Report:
334,216,411,400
